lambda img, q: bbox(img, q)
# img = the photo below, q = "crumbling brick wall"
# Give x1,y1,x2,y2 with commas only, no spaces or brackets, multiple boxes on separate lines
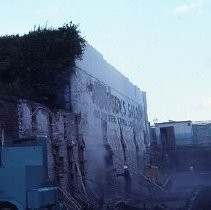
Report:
0,96,19,146
0,96,85,195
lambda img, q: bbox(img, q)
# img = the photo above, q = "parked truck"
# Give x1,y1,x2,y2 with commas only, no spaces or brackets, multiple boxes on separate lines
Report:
0,136,58,210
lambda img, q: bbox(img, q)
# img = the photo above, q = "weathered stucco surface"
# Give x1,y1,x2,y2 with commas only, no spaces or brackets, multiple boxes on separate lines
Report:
71,44,150,200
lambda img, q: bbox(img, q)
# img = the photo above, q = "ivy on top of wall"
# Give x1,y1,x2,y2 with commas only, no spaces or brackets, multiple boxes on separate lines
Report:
0,22,85,108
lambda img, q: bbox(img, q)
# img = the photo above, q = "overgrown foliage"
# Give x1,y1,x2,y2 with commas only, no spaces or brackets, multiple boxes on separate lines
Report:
0,22,85,108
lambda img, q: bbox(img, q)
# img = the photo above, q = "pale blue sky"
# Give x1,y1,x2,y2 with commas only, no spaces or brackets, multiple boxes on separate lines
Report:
1,0,211,121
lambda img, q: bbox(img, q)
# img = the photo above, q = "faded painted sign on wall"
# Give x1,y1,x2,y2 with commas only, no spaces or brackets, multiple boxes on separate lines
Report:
71,44,150,202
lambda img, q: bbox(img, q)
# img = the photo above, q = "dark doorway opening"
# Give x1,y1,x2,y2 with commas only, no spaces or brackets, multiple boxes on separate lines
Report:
160,126,175,150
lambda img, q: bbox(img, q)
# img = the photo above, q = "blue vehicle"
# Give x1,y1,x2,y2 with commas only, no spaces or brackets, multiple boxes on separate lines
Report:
0,136,58,210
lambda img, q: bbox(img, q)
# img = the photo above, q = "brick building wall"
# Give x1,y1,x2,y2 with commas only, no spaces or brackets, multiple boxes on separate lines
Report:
0,97,85,196
0,96,19,146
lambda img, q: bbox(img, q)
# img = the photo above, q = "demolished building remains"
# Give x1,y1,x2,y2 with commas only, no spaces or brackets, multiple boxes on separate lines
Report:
0,42,150,208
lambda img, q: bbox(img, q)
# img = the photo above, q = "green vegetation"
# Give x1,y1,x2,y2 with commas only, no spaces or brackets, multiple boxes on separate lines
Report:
0,22,85,108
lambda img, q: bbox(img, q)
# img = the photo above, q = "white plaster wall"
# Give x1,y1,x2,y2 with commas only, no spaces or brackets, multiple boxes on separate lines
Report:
71,44,149,197
174,122,192,135
36,110,49,135
76,44,144,103
155,121,192,136
18,102,33,137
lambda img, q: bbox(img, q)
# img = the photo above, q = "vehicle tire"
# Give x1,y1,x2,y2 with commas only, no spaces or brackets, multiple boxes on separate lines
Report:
0,202,17,210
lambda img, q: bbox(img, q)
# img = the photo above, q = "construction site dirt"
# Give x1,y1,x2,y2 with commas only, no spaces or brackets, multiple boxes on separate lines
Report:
110,170,211,209
129,146,211,210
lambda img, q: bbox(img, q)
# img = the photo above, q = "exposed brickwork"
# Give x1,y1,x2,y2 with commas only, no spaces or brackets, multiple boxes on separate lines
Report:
0,96,19,146
0,97,85,196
